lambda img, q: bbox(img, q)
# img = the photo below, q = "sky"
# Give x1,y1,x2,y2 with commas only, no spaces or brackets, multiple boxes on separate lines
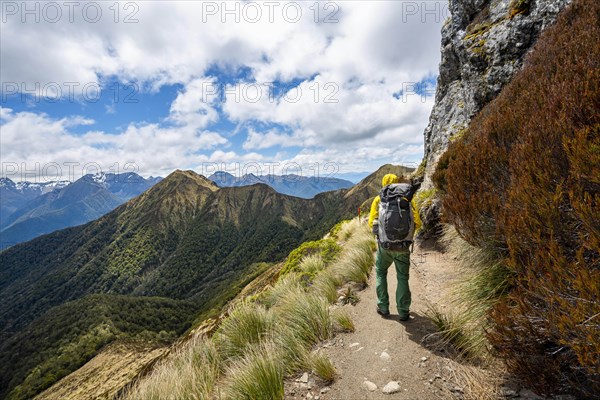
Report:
0,0,448,182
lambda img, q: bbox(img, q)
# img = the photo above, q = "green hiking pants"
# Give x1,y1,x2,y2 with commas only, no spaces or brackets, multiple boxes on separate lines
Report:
375,246,411,317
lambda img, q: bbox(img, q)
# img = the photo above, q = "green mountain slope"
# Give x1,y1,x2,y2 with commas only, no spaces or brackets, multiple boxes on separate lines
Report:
0,166,402,399
3,294,196,400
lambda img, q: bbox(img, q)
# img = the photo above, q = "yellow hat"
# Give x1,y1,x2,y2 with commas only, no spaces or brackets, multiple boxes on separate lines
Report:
381,173,400,187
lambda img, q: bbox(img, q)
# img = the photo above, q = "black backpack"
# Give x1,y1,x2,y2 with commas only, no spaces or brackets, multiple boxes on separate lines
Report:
377,183,417,249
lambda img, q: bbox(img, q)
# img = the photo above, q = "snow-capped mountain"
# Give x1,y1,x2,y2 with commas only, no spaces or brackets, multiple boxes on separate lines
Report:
80,172,163,200
0,177,70,194
15,180,71,194
1,178,70,225
0,173,162,247
208,171,354,199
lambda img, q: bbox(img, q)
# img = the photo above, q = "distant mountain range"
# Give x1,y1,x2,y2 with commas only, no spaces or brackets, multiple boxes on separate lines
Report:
0,173,162,247
0,170,360,247
208,171,354,198
0,178,70,219
0,164,413,400
0,170,359,247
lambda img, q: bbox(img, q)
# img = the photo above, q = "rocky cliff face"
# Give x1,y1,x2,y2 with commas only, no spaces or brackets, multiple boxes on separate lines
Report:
422,0,572,189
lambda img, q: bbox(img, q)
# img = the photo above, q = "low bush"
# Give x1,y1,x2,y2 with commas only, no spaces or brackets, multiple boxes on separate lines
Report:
435,0,600,395
280,239,341,276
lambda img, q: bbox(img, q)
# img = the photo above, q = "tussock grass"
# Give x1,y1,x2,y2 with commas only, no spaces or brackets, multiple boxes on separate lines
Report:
336,219,358,241
453,364,505,400
276,290,334,347
347,229,375,255
312,270,340,303
126,336,220,400
298,253,326,283
299,253,325,275
336,259,369,286
271,327,309,375
214,302,274,360
332,308,355,332
425,304,485,360
306,351,336,383
222,341,285,400
260,273,303,308
325,223,374,288
424,225,511,361
331,248,372,287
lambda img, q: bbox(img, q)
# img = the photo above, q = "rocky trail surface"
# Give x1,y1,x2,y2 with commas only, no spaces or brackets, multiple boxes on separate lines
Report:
285,242,546,400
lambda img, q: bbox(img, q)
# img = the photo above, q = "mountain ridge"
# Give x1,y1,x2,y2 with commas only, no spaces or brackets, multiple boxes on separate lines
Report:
0,164,412,399
0,172,162,247
208,171,354,199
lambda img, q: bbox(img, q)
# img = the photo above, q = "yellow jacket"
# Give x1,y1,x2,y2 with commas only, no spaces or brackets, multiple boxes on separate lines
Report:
368,174,422,231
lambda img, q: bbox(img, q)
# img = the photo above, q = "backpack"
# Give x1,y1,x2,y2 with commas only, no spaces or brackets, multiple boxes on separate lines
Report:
377,183,417,250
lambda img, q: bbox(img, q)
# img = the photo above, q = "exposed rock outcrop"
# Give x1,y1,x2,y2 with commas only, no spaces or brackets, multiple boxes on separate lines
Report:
422,0,572,188
418,0,572,237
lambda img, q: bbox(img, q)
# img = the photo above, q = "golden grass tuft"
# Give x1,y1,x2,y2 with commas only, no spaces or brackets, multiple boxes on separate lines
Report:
222,341,285,400
332,308,355,332
125,336,220,400
306,351,336,383
214,302,274,360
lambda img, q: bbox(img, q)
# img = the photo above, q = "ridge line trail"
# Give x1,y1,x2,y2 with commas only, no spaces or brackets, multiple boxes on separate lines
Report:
320,242,463,400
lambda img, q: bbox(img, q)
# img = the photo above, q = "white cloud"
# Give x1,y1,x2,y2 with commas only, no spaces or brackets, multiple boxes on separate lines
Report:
243,128,305,150
0,107,229,180
169,77,220,128
1,1,447,177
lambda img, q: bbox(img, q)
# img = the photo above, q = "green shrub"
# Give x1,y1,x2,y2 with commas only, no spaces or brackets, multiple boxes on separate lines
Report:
435,0,600,395
280,239,341,276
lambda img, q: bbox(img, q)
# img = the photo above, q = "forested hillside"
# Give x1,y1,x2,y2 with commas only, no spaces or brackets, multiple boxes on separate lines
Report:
0,165,410,399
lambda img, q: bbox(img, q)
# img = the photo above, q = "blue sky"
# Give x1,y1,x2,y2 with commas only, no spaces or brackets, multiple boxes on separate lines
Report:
1,1,448,181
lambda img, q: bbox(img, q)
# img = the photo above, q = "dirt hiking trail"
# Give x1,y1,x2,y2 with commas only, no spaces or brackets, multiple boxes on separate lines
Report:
285,242,484,400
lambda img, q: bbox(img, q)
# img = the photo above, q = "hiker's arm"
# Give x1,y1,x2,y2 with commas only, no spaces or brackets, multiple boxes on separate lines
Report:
368,196,380,229
411,200,422,232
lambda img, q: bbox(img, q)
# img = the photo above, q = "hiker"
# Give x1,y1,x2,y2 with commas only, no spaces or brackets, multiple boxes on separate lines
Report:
368,174,421,321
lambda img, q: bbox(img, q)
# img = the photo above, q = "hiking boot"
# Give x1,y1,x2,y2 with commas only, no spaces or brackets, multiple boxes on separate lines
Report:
398,313,410,321
376,308,390,317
